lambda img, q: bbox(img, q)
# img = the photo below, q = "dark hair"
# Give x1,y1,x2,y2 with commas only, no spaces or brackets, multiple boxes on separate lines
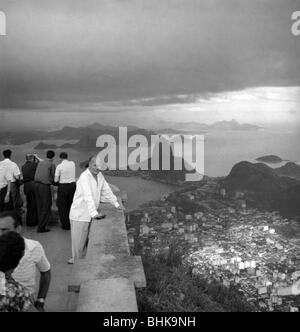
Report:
25,154,34,162
0,211,22,228
3,149,12,159
83,155,95,168
59,152,68,159
0,232,25,273
46,150,55,159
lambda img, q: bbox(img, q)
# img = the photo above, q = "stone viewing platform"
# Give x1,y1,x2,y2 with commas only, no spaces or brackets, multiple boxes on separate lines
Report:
23,191,146,312
68,193,146,312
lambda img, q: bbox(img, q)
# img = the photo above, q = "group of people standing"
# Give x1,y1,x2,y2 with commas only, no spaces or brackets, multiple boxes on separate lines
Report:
0,149,76,232
0,149,124,312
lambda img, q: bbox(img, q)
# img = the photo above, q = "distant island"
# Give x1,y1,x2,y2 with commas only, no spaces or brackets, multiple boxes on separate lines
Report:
155,120,262,134
19,123,155,151
256,155,284,163
34,142,60,150
0,123,156,148
34,139,98,152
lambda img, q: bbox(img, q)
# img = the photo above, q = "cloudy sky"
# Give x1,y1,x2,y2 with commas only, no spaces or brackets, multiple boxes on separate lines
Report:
0,0,299,129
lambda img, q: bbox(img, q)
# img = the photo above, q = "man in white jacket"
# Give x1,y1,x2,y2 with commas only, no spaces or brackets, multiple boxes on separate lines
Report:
68,156,124,264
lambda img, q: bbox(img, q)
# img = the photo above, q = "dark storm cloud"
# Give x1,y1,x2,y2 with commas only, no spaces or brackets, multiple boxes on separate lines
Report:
0,0,299,109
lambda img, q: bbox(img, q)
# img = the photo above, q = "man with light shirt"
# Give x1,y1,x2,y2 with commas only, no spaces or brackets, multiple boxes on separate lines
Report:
0,210,51,312
0,150,23,219
54,152,76,230
0,161,12,212
68,155,124,264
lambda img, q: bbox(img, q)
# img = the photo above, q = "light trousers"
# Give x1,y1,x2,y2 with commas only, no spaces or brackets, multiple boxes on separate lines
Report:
70,220,91,261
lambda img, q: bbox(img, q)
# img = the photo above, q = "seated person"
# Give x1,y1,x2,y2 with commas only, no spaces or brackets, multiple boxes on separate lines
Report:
0,231,33,312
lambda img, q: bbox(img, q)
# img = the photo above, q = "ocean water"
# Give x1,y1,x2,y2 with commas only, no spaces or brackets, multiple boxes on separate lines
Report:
105,176,177,211
1,128,299,189
204,129,300,176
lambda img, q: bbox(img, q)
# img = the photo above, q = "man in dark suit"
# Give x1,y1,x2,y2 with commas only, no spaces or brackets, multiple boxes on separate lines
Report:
34,151,56,233
21,154,39,226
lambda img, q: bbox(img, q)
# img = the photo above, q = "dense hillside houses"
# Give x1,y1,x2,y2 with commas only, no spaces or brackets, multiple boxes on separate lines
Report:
126,167,300,312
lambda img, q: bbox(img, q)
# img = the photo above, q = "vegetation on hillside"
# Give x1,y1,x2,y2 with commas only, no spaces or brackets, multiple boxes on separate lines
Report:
136,241,255,312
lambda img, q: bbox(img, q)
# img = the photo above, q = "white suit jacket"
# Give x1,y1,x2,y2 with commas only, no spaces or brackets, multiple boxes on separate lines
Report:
69,168,119,222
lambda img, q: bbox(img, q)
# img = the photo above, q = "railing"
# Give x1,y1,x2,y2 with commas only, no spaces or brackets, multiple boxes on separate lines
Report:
67,192,146,312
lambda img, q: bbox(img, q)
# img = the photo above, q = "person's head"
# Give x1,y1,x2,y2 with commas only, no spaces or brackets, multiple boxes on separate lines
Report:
46,150,55,160
3,149,12,159
0,211,22,237
59,152,68,160
25,154,34,162
88,155,101,175
0,231,25,274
